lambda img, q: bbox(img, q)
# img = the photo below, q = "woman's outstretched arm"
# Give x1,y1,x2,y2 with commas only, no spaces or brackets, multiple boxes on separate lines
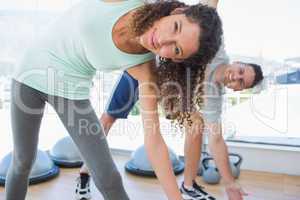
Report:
127,62,183,200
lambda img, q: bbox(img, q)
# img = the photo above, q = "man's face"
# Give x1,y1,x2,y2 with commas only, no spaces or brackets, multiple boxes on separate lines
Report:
223,62,256,91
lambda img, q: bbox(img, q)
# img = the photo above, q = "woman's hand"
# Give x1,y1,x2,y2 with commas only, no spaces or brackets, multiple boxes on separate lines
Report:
225,181,248,200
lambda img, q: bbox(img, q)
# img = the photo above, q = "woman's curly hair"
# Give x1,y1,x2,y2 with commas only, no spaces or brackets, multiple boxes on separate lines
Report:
131,0,223,126
156,60,206,127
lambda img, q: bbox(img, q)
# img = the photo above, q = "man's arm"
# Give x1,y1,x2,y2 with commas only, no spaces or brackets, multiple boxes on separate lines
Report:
206,122,247,200
199,0,219,8
206,122,235,183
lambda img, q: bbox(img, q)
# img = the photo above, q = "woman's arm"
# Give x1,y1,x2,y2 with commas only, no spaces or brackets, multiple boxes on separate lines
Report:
127,62,182,200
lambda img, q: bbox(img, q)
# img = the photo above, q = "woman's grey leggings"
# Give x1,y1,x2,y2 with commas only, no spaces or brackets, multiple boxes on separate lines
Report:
5,79,129,200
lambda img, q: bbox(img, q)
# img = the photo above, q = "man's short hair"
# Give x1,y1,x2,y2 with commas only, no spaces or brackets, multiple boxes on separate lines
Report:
243,62,264,88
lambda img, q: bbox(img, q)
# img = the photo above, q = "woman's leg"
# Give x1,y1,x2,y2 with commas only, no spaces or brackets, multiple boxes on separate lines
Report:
48,96,129,200
5,80,46,200
79,70,138,176
79,113,116,174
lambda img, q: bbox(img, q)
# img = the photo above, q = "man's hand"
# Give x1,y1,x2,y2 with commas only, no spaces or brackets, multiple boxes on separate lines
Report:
225,181,248,200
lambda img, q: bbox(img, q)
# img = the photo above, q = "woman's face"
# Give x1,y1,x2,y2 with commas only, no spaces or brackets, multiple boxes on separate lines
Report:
139,14,201,62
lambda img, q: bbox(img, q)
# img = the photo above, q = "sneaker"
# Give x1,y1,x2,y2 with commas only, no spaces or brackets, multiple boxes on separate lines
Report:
75,173,92,200
180,181,216,200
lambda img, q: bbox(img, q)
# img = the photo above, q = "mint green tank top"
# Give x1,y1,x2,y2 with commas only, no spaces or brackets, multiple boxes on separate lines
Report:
14,0,154,100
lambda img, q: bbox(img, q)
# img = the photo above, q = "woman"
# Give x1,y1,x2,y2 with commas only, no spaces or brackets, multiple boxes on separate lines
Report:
6,0,222,199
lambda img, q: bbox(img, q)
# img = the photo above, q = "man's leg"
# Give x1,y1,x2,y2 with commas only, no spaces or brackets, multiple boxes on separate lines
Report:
183,113,203,187
183,127,203,187
181,113,216,200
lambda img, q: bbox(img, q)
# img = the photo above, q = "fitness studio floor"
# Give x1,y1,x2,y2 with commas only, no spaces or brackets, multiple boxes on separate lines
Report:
0,153,299,200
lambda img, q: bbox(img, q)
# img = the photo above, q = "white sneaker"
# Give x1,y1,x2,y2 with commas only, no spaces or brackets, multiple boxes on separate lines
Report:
180,181,216,200
75,173,92,200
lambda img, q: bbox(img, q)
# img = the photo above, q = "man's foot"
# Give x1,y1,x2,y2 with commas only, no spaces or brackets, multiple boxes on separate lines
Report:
180,181,216,200
75,173,91,200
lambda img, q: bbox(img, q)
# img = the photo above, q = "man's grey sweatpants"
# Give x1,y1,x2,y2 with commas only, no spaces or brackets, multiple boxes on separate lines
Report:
5,79,129,200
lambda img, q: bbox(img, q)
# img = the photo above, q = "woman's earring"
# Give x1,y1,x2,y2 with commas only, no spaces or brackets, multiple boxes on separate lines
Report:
159,57,167,62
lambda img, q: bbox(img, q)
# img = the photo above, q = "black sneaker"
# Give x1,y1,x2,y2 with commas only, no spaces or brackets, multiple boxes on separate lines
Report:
180,181,216,200
75,173,92,200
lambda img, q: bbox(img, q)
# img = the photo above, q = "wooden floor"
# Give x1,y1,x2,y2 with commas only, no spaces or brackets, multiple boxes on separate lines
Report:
0,153,299,200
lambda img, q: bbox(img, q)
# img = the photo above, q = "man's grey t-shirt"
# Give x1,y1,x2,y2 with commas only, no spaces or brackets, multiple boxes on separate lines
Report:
202,42,230,123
